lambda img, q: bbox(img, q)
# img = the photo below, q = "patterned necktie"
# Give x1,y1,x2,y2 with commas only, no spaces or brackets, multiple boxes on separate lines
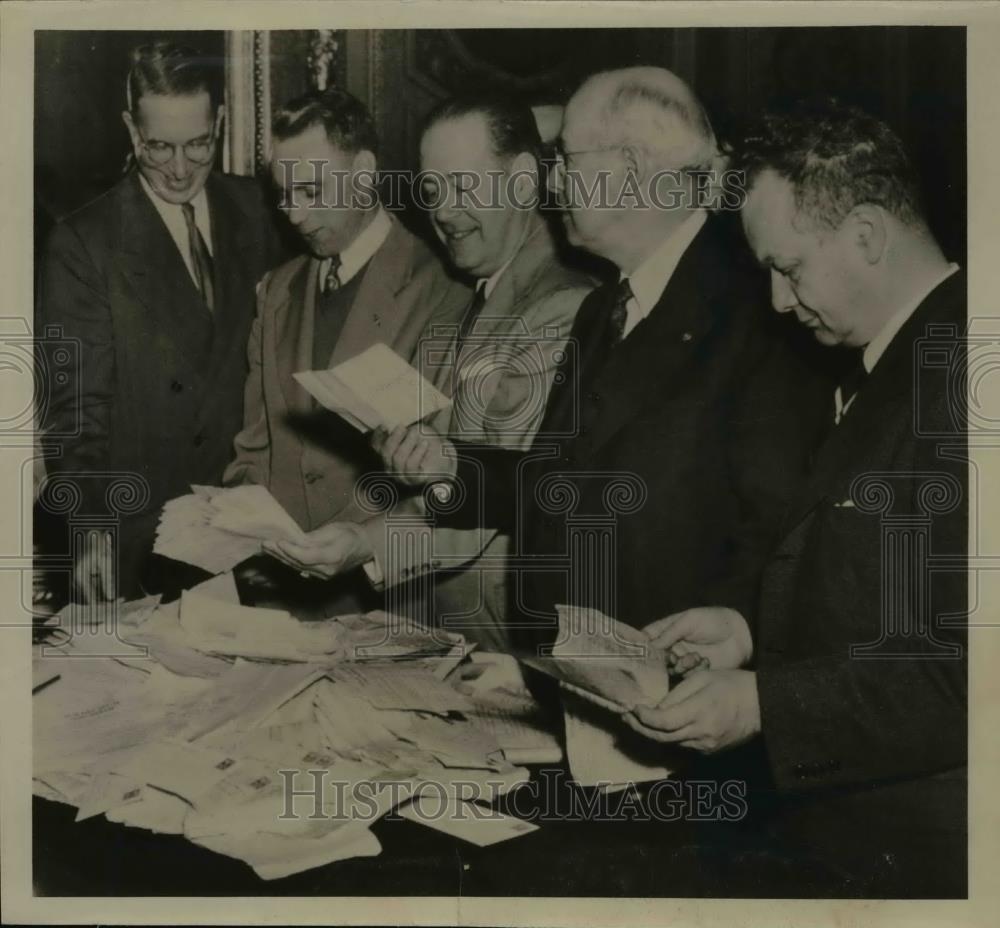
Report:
607,277,634,348
457,284,487,348
834,350,868,425
180,202,214,312
321,255,343,294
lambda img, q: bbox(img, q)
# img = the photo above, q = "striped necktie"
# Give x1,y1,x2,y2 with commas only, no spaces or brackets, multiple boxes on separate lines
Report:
181,202,214,312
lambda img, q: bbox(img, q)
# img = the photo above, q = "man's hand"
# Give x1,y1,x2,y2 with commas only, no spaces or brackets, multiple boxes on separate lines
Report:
645,606,752,672
72,529,116,604
623,669,761,754
371,424,456,487
262,521,374,580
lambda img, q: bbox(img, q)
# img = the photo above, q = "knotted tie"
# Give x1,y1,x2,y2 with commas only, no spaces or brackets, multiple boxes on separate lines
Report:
456,283,488,348
607,277,634,348
321,254,343,294
180,202,214,312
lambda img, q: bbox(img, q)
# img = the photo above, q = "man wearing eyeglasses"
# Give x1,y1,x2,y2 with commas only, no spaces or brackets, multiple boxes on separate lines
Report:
367,67,833,757
37,41,283,601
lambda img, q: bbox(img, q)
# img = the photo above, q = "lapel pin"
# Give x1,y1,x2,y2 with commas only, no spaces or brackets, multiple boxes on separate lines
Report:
681,332,693,342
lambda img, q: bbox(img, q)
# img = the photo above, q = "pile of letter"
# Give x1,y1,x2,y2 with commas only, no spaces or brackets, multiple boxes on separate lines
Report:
32,575,560,880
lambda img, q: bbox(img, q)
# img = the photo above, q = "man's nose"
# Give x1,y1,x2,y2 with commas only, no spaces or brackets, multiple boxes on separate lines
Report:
434,200,461,224
770,269,798,314
169,145,192,179
286,203,308,227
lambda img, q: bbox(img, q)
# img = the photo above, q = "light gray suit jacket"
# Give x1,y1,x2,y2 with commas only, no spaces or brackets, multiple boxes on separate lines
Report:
360,215,595,650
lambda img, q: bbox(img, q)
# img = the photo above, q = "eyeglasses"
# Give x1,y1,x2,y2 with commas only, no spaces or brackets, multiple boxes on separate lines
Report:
136,128,217,166
550,141,623,168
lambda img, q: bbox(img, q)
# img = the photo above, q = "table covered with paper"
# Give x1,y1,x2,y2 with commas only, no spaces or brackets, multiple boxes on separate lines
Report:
32,579,564,881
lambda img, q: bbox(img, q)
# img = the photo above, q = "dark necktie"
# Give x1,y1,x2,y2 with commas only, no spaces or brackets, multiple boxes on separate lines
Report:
181,202,214,312
321,255,342,294
835,350,868,424
457,284,487,348
607,278,634,348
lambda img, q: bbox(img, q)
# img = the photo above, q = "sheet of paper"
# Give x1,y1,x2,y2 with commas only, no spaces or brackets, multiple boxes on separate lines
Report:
181,659,328,742
396,795,539,846
561,687,671,787
188,570,240,604
154,485,307,575
522,604,671,713
327,664,474,714
294,342,451,432
179,590,342,662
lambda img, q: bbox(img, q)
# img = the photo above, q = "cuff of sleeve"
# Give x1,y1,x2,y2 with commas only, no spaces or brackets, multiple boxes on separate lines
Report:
362,556,384,591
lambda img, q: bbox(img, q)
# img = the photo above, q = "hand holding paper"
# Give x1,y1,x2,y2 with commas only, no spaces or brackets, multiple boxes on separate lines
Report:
154,484,308,575
263,520,374,580
294,342,451,432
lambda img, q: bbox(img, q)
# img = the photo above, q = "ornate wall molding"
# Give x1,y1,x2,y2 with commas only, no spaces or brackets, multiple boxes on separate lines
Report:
223,30,271,176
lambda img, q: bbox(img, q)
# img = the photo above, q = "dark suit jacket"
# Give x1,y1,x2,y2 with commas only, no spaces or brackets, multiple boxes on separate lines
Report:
442,216,833,649
751,271,968,896
37,170,283,594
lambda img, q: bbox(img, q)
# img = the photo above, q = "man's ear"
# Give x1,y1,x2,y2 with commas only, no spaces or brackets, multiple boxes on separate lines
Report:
509,151,539,205
122,110,139,147
621,143,647,183
352,149,377,176
848,204,888,264
213,105,227,138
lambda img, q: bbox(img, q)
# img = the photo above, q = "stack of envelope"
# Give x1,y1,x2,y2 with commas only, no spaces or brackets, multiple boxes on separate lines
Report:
32,584,552,878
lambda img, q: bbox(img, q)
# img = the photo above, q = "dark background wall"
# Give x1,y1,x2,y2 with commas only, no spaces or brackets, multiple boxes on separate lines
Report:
35,27,966,262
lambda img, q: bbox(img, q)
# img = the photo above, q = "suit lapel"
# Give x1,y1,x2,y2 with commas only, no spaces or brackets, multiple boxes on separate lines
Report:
204,174,255,356
779,270,965,536
327,217,416,368
273,256,319,419
115,172,212,381
579,220,724,456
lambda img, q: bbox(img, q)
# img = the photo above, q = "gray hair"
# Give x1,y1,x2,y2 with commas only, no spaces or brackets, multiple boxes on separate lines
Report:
580,66,719,171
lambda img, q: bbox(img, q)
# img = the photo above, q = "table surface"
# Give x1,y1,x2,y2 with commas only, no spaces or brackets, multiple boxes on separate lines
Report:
33,786,808,898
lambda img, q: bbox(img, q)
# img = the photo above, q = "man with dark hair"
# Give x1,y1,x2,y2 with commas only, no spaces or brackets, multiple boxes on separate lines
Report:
38,40,283,601
224,87,470,617
274,69,827,662
263,92,594,649
629,100,967,896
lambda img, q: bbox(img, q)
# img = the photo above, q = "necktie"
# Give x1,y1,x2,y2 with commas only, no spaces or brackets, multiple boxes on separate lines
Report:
321,255,342,294
181,202,214,312
457,284,487,348
607,278,634,348
834,350,868,425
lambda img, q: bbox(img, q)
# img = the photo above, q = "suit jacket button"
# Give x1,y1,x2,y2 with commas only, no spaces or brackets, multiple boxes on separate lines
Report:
171,380,183,393
193,433,205,448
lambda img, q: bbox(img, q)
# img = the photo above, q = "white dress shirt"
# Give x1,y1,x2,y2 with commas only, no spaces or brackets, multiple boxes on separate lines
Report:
138,174,213,287
862,262,960,373
835,262,960,423
620,208,708,339
318,205,392,290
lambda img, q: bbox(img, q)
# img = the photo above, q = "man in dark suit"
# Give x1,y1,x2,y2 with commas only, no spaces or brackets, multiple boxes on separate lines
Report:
37,41,282,601
628,101,967,897
365,71,829,703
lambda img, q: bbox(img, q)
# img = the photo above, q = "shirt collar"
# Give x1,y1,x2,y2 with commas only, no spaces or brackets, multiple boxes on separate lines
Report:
476,217,540,300
622,209,707,328
320,205,392,288
138,172,210,225
862,262,960,372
